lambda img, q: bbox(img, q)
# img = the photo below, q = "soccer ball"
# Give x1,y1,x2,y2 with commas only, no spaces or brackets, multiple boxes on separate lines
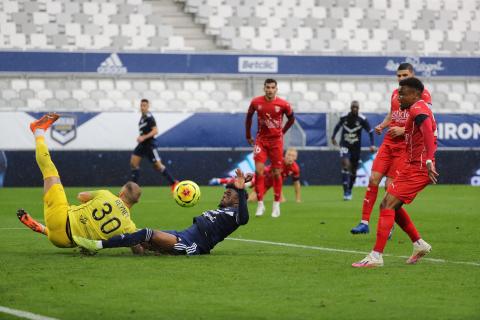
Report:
173,180,201,207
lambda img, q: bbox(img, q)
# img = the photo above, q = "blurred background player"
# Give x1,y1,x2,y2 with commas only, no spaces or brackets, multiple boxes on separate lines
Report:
74,169,249,256
245,79,295,218
209,148,302,206
331,101,375,200
351,62,432,234
352,77,438,268
130,99,178,190
17,113,142,253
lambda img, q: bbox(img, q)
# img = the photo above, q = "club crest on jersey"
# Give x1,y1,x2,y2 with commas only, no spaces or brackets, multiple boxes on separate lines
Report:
51,114,77,145
258,105,262,110
275,106,281,113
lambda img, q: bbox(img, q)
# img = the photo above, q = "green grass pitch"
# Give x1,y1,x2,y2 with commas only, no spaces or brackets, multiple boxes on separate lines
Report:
0,185,479,320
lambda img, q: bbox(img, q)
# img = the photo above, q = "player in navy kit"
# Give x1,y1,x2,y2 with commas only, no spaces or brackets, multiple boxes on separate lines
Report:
331,101,375,200
130,99,178,189
73,169,250,255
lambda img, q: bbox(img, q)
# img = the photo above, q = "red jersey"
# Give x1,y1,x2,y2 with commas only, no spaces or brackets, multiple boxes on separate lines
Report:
264,161,300,181
384,88,431,145
404,100,437,166
247,95,293,140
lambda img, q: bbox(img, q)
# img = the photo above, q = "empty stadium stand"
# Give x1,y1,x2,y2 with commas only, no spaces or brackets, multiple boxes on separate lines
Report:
0,76,478,113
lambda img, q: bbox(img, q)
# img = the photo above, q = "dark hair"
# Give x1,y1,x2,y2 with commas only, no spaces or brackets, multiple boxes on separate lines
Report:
264,78,277,86
397,63,414,72
399,77,424,93
141,99,149,104
225,185,249,200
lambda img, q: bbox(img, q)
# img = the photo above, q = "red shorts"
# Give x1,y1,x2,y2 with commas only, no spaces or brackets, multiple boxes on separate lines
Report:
371,143,405,178
253,138,283,168
387,163,431,204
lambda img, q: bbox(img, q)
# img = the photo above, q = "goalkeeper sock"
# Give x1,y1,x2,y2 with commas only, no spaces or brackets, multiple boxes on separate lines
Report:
35,136,59,179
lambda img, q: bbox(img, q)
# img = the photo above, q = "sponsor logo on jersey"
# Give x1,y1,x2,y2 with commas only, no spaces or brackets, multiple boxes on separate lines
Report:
97,53,128,74
51,114,77,145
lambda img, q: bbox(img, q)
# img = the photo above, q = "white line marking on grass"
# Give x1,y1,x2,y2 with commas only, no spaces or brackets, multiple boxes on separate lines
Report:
227,238,480,267
0,306,60,320
0,228,30,230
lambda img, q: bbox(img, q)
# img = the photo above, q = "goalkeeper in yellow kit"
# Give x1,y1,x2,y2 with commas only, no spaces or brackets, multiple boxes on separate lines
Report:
17,113,142,251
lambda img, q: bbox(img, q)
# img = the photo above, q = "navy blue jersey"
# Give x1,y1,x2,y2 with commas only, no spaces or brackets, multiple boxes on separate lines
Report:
138,112,157,144
193,189,249,251
332,112,374,150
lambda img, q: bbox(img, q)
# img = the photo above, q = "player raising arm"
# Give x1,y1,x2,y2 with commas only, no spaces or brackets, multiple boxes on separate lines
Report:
352,77,438,268
74,169,250,256
245,79,295,218
17,113,142,253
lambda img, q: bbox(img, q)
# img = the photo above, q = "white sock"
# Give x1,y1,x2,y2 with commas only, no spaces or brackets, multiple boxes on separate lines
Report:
414,239,425,246
361,220,369,225
273,201,280,209
34,129,45,137
257,201,264,207
371,251,382,259
96,240,103,249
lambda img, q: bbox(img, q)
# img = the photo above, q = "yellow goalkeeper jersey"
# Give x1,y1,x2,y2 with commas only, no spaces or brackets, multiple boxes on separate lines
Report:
68,190,136,241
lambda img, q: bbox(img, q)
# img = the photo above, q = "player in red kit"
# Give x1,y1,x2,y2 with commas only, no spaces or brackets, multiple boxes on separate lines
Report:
209,148,302,203
352,77,438,267
245,79,295,218
351,63,432,234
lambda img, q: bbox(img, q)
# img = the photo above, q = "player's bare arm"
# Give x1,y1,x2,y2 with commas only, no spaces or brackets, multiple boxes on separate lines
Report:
387,126,405,138
426,161,439,184
233,168,246,189
293,180,301,203
375,111,391,135
77,191,94,203
245,107,255,146
137,126,158,143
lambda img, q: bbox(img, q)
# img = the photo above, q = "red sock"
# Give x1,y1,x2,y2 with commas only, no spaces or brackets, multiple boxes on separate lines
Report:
361,185,379,222
219,177,234,184
395,207,420,242
373,208,395,253
255,173,265,201
272,174,283,202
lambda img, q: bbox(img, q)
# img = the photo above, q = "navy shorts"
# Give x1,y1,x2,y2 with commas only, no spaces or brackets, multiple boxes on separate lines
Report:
339,146,360,164
163,224,210,255
133,142,161,163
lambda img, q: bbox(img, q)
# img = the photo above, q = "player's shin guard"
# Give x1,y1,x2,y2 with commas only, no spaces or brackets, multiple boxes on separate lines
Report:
373,208,395,253
395,207,420,242
35,137,59,179
361,185,379,222
341,169,350,194
272,174,283,202
102,228,153,248
130,168,140,183
161,167,176,185
255,174,265,201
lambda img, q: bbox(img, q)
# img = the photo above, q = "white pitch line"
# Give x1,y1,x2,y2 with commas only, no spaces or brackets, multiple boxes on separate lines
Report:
227,237,480,267
0,228,30,230
0,306,60,320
